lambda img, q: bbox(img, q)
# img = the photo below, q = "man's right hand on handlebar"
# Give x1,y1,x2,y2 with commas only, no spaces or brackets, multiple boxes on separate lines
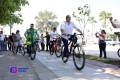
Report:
62,32,67,36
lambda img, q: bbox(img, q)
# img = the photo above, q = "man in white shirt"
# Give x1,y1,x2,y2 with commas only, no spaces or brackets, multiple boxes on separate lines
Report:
0,31,5,51
109,17,120,28
109,17,120,67
60,15,82,61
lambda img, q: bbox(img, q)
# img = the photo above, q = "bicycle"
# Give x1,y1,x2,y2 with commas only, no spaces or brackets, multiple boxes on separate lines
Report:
49,38,62,58
12,41,24,55
23,41,37,60
36,40,41,52
117,49,120,57
61,34,85,70
114,32,120,57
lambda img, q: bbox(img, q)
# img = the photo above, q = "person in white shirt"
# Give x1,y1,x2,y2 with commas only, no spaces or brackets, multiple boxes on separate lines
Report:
0,31,5,51
50,27,59,49
40,34,45,51
50,27,59,41
109,17,120,68
96,30,107,58
60,15,82,61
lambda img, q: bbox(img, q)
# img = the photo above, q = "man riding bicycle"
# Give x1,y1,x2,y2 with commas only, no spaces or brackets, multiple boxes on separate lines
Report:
109,17,120,68
24,24,40,55
50,27,59,49
60,15,83,61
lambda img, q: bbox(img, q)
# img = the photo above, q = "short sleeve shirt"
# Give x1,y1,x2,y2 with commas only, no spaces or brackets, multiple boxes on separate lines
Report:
24,28,39,36
15,34,21,41
50,31,59,41
60,21,79,40
116,23,120,28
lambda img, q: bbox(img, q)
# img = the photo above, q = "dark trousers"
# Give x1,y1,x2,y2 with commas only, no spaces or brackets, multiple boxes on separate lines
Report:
41,43,45,50
62,38,69,57
46,42,49,51
99,43,107,58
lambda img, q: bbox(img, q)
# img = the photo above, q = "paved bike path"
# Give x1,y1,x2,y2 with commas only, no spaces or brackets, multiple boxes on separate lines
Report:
31,51,120,80
0,51,40,80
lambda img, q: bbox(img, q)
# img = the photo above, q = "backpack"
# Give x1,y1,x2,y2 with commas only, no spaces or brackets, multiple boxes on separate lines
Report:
12,35,17,42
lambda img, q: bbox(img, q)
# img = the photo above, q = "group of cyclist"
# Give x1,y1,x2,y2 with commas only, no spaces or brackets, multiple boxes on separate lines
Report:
6,15,119,61
9,15,80,61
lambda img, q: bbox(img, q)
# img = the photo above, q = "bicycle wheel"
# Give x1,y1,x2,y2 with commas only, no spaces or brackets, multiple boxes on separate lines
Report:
55,46,62,58
31,51,36,60
36,44,41,52
31,46,36,60
117,49,120,57
12,45,14,53
22,47,25,56
73,45,85,70
49,43,54,55
37,47,41,52
13,46,17,55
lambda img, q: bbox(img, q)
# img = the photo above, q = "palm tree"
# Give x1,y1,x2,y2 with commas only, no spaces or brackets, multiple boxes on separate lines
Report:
99,11,112,31
88,16,97,42
35,10,58,33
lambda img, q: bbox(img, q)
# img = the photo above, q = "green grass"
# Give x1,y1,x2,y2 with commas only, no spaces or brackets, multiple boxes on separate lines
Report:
85,55,120,66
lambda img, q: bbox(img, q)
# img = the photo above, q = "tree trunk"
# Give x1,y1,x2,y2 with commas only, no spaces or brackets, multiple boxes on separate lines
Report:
10,25,12,35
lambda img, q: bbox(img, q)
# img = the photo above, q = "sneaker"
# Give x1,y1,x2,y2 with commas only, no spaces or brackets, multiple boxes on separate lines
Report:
63,57,68,63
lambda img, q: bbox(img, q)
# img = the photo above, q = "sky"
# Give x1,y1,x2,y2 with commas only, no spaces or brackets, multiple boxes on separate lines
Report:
2,0,120,36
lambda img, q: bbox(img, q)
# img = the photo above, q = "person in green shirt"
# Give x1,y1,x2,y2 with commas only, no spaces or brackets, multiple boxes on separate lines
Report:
24,24,40,53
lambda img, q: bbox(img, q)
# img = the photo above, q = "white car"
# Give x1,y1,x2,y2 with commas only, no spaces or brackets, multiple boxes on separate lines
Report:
106,39,118,46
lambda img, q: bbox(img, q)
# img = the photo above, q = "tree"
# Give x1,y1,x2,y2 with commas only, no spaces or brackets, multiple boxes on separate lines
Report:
72,4,91,41
99,11,112,31
35,10,59,33
0,0,29,34
88,16,97,41
88,16,97,33
0,0,28,25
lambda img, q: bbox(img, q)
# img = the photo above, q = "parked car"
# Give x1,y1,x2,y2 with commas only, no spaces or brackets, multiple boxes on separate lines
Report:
106,39,118,46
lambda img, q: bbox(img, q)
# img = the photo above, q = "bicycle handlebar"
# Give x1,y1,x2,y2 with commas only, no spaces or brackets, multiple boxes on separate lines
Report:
62,34,83,36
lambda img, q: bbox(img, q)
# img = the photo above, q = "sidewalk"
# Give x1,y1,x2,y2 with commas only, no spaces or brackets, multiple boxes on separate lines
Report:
34,51,120,80
0,51,40,80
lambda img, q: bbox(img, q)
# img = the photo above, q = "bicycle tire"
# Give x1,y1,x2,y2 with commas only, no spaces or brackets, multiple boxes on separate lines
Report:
13,46,17,55
37,47,41,52
73,46,85,70
55,46,62,58
31,48,36,60
22,47,25,56
31,44,37,60
117,49,120,57
49,44,54,55
12,45,14,53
